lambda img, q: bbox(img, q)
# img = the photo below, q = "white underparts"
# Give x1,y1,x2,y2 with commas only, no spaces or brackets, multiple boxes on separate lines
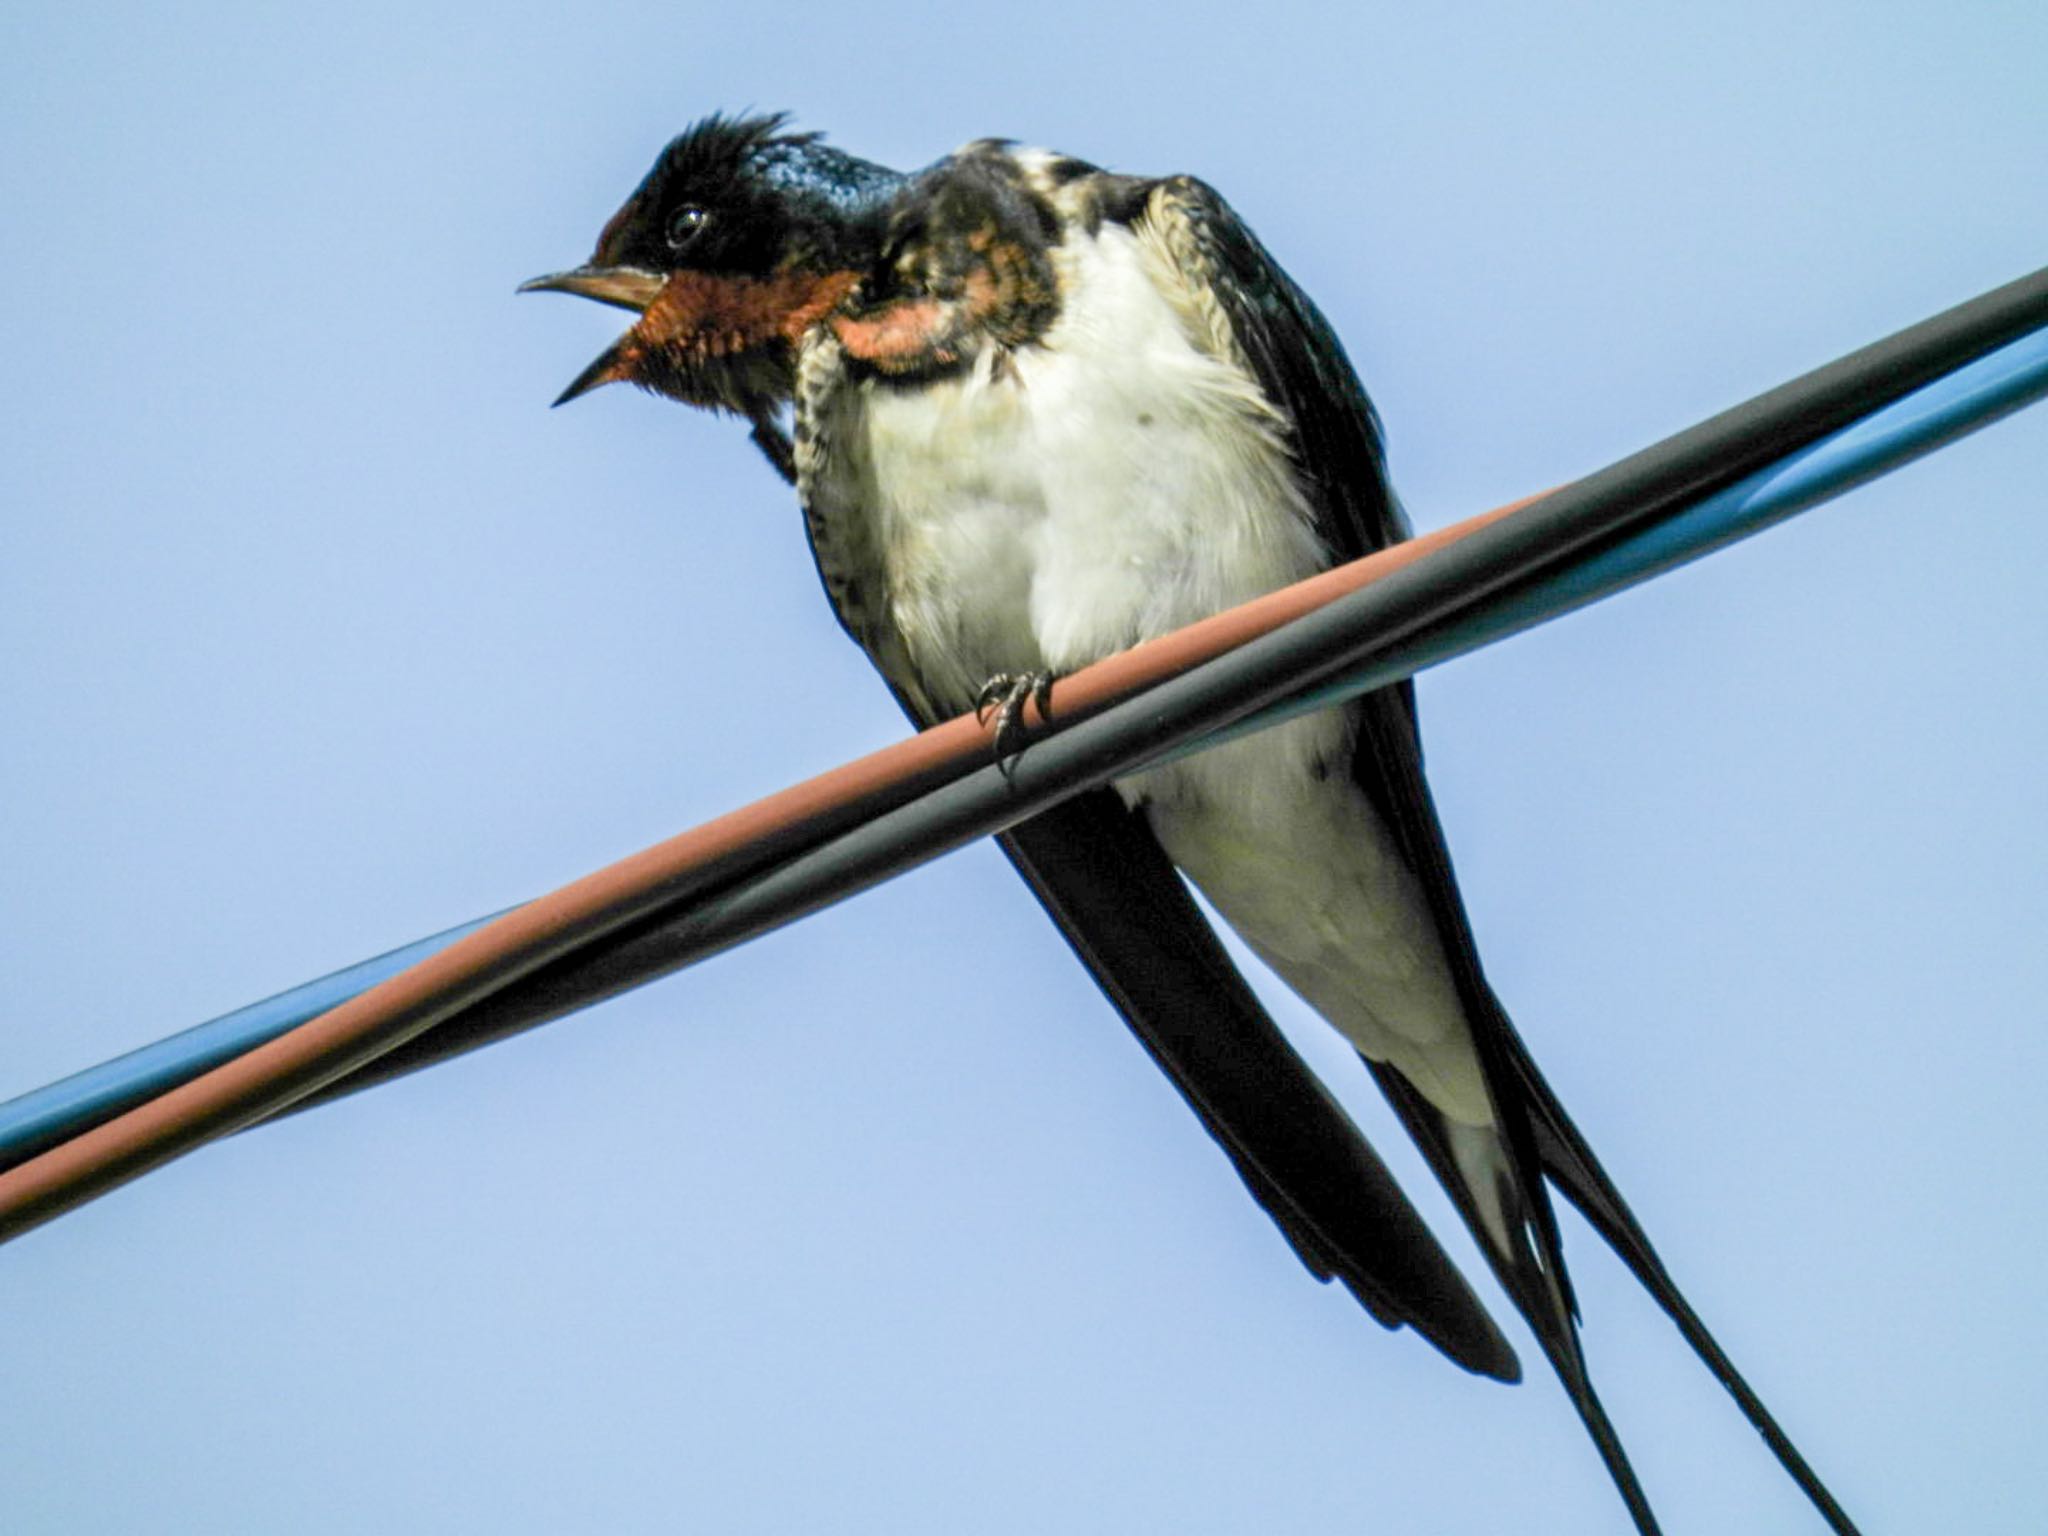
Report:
821,206,1494,1129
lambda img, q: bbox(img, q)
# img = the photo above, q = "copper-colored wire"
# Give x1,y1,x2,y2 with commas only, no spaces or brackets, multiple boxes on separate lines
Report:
0,495,1534,1244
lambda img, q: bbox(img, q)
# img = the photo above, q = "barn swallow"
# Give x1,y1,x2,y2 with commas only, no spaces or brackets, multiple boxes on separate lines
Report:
524,114,1859,1536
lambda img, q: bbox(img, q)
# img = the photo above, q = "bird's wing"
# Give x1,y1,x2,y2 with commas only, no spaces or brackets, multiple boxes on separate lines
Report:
1142,173,1859,1536
996,786,1518,1378
1137,160,1635,1437
1137,173,1574,1300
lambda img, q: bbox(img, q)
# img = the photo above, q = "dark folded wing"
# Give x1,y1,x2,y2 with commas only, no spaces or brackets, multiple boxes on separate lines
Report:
997,786,1517,1380
1146,173,1859,1536
1143,174,1670,1527
1139,171,1567,1294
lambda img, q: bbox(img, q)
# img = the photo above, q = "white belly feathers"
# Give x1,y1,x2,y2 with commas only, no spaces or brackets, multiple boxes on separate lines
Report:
832,214,1489,1126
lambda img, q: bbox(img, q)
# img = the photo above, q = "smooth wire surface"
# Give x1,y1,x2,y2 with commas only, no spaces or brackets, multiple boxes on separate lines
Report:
9,320,2046,1170
2,266,2043,1234
0,506,1524,1176
1224,319,2048,742
0,917,503,1168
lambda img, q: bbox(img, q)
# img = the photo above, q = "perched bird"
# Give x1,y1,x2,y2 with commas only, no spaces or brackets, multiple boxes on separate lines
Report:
525,113,1857,1535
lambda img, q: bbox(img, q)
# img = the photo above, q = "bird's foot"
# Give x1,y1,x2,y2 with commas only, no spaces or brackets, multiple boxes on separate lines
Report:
974,670,1058,769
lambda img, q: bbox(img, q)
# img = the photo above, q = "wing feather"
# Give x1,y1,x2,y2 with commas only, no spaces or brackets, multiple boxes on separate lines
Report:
1139,173,1670,1523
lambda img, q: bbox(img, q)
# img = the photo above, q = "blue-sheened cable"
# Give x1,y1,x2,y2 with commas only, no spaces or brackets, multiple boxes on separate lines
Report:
643,322,2048,971
4,321,2042,1172
0,915,502,1166
1215,323,2048,744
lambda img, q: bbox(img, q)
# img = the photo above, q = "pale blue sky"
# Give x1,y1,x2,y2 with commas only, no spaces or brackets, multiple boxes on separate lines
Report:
3,4,2045,1533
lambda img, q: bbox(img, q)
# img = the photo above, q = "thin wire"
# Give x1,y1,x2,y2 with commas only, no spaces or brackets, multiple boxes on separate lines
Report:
9,323,2042,1169
1210,320,2048,749
2,266,2043,1224
0,917,503,1168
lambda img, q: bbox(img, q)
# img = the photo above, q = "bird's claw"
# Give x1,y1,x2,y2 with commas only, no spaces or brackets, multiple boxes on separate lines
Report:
974,670,1057,769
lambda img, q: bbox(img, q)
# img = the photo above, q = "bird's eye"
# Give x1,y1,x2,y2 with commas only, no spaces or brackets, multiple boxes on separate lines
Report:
666,205,710,251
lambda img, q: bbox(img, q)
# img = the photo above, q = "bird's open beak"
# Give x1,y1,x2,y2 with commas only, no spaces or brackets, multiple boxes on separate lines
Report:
519,264,668,406
518,264,665,312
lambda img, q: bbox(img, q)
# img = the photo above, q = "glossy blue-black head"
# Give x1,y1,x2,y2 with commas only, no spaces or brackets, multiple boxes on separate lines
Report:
521,113,903,413
591,112,902,277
